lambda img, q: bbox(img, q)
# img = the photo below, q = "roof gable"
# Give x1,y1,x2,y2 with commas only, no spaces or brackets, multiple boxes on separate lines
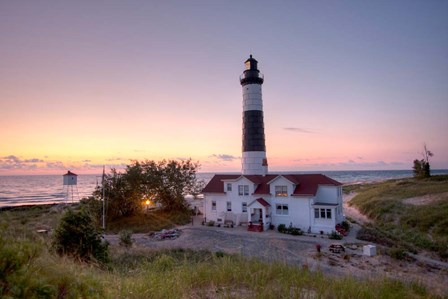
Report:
248,197,271,207
291,174,342,196
202,174,240,193
63,171,77,176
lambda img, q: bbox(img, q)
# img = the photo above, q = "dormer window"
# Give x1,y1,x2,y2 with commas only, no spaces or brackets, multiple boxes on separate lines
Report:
238,185,249,196
275,186,287,197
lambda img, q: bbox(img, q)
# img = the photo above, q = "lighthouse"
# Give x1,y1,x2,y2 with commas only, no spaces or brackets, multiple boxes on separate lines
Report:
240,55,268,175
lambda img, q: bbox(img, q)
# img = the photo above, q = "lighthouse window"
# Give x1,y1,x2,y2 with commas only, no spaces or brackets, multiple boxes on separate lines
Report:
238,185,249,196
275,186,287,197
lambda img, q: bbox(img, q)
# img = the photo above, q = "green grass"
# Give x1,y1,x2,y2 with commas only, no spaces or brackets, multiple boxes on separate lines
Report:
347,175,448,259
0,225,438,298
0,204,191,235
1,207,442,298
105,209,191,233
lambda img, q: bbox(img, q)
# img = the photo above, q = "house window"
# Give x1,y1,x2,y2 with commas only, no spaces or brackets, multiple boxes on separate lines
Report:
238,185,249,196
242,202,247,213
226,201,232,212
212,201,216,211
275,186,287,197
315,208,332,219
227,183,232,192
276,204,289,215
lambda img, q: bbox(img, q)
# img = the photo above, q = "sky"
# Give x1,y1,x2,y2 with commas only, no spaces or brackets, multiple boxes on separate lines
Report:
1,0,447,175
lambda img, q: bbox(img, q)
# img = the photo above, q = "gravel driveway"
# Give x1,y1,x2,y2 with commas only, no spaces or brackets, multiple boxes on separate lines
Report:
105,219,352,274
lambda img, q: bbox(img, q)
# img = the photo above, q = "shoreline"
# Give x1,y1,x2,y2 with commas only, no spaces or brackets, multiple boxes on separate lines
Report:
2,173,448,209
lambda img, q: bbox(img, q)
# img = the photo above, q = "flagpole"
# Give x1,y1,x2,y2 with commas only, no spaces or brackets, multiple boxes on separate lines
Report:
102,165,106,230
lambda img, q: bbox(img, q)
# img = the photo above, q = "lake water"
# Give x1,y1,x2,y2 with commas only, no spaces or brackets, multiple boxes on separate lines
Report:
1,170,447,208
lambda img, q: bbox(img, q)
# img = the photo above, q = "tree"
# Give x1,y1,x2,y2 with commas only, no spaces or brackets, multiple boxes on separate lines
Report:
139,159,201,212
52,208,109,263
413,144,434,178
95,159,201,218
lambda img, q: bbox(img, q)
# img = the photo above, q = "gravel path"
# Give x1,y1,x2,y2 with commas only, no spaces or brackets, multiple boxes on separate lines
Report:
104,201,448,296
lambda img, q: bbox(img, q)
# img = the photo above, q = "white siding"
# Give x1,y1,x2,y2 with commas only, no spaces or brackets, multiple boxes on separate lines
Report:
315,186,338,204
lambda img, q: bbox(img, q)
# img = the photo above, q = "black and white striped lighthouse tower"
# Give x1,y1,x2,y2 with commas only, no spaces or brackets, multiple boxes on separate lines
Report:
240,55,268,175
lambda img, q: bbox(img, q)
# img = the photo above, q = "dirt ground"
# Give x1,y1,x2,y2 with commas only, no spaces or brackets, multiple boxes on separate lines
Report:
105,194,448,296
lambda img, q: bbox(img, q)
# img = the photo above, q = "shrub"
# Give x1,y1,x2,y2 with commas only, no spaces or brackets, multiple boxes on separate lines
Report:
0,234,42,297
329,231,343,240
277,224,303,235
52,208,109,263
388,248,407,260
207,221,215,227
356,227,394,247
288,226,303,236
119,230,133,248
341,220,350,232
277,224,286,233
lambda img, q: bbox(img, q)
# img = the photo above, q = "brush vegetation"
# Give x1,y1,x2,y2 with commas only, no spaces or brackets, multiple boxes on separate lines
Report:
347,175,448,259
0,203,191,234
0,225,435,298
1,205,439,298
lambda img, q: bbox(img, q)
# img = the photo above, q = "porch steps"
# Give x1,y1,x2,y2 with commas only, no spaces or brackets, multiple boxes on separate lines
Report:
248,224,263,232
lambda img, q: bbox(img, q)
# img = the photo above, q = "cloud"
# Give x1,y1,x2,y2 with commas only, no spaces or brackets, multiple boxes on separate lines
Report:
209,154,239,162
24,158,44,163
106,157,124,161
283,127,314,134
0,155,45,170
293,158,310,162
3,155,21,163
292,159,407,170
45,161,66,169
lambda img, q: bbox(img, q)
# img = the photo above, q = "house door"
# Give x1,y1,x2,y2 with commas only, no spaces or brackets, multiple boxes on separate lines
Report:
251,208,262,223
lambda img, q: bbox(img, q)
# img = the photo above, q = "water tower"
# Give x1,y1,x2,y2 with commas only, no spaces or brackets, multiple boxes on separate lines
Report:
63,171,79,203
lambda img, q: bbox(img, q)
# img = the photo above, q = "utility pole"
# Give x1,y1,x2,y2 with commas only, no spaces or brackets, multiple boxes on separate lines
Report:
102,165,106,230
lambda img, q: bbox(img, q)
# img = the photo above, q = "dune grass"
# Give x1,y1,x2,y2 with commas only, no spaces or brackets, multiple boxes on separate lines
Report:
0,195,445,298
0,203,191,235
347,175,448,259
105,209,191,233
0,222,436,299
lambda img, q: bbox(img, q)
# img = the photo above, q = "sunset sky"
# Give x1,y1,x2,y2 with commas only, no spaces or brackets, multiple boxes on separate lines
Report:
1,1,447,175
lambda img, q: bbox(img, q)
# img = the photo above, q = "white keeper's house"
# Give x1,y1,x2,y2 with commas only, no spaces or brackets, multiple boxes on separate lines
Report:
202,55,344,233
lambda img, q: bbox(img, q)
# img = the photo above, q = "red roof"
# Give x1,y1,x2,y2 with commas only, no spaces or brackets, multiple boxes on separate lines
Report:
202,174,341,196
63,171,78,176
201,174,240,193
255,197,270,207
